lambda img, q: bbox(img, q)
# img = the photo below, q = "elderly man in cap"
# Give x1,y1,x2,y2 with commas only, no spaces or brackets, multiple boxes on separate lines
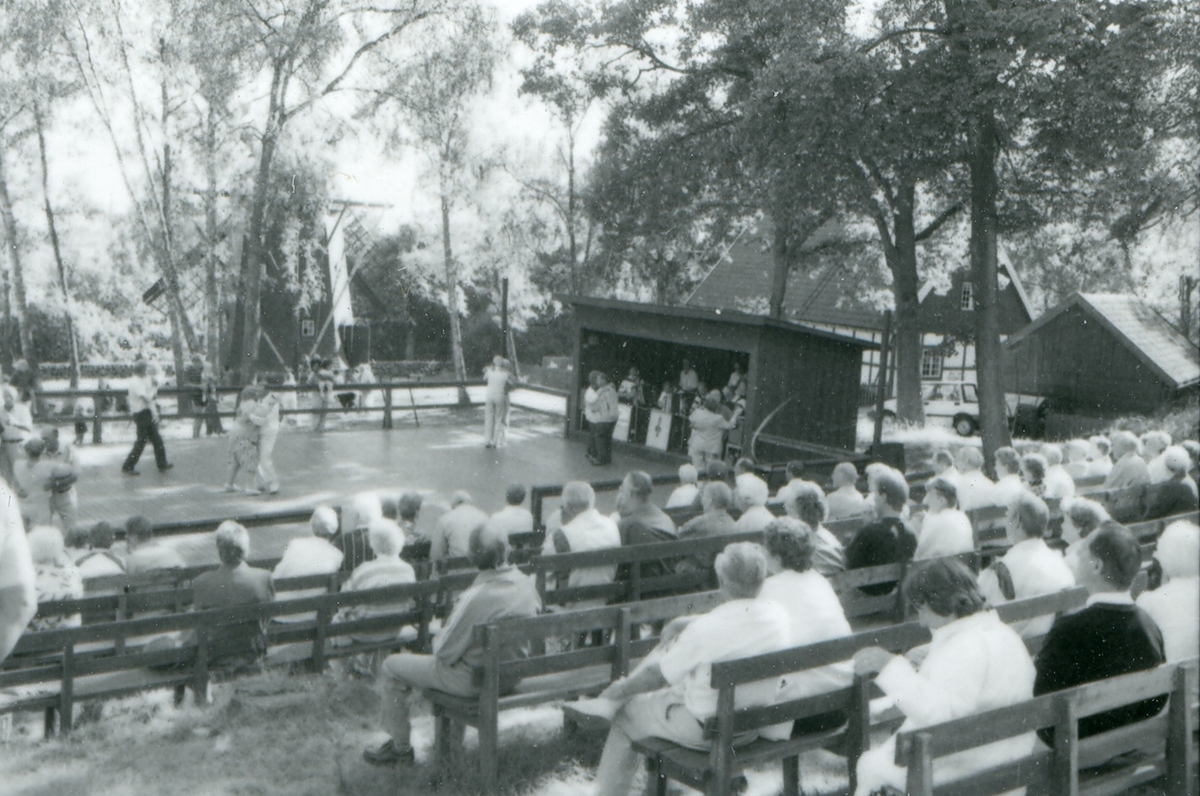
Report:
272,506,344,622
571,542,792,796
364,520,541,766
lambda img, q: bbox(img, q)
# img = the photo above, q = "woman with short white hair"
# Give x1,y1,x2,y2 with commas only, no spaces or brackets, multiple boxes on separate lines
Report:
786,481,846,575
1143,446,1199,519
913,477,974,561
1136,520,1199,662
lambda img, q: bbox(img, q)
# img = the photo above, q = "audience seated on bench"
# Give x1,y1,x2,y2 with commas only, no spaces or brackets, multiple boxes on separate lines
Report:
852,558,1038,796
1136,520,1199,663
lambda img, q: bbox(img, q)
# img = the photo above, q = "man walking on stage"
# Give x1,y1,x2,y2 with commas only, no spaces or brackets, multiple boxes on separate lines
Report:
122,361,173,476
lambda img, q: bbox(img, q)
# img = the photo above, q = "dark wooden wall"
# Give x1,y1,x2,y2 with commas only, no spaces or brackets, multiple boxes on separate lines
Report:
1004,306,1174,415
754,325,862,451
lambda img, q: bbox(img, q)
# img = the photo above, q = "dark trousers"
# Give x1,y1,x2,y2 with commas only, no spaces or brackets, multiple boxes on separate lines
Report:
124,409,168,470
590,421,616,465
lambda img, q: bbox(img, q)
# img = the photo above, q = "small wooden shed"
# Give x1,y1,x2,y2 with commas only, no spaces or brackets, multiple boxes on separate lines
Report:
568,297,874,455
1003,293,1200,416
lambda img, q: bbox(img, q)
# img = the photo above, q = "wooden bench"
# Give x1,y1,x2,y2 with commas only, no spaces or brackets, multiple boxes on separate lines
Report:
0,579,447,737
422,590,728,787
632,587,1088,796
894,659,1199,796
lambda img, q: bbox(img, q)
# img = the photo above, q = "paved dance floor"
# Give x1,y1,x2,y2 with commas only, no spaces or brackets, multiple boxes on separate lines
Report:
64,405,678,564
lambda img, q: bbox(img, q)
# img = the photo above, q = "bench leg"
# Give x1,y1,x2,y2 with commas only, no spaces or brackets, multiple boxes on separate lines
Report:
43,707,55,739
643,755,667,796
433,708,454,769
478,717,498,789
782,755,800,796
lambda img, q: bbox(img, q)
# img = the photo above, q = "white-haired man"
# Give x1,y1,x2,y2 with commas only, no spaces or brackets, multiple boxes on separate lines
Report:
430,490,489,562
1144,446,1199,519
825,462,867,521
572,542,793,796
544,481,621,602
1087,436,1113,478
1041,445,1076,500
733,473,774,533
272,506,345,622
1104,431,1150,490
1143,431,1173,483
365,522,540,766
664,464,700,509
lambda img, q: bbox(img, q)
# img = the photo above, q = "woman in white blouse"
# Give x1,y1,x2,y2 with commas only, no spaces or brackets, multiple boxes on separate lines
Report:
912,477,975,561
852,558,1036,795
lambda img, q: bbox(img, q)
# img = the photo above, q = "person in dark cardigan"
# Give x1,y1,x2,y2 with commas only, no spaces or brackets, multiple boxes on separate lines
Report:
845,467,917,596
1034,521,1166,746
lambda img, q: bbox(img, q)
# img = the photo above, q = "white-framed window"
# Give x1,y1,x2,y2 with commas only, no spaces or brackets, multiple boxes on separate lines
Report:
300,319,316,337
921,346,944,379
961,281,975,311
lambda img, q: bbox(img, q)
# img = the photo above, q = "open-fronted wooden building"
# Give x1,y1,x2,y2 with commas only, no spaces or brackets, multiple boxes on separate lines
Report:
567,297,874,459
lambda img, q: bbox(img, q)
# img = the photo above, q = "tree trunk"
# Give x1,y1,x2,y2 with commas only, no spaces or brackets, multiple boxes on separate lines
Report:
567,126,579,295
0,139,33,363
768,209,793,319
890,184,925,425
33,105,81,390
968,110,1011,466
204,106,222,367
239,63,285,385
440,186,470,405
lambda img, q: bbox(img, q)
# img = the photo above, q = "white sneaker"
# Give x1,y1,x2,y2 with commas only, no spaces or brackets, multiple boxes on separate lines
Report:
568,696,620,721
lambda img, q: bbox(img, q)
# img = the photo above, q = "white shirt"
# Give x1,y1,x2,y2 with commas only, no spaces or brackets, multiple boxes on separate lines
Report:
825,485,868,522
78,552,125,579
977,538,1075,638
1087,457,1113,478
858,610,1035,795
489,505,534,539
665,483,699,509
955,470,996,513
272,536,344,622
126,375,158,414
657,598,792,721
759,570,853,702
734,505,776,534
990,474,1026,509
914,509,974,561
432,504,490,561
484,367,510,402
1146,454,1172,484
1137,577,1199,663
0,485,34,591
544,508,621,589
1043,466,1076,500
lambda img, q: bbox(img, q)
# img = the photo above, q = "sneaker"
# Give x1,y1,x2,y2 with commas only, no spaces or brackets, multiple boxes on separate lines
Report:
122,468,140,476
363,740,416,766
158,463,174,472
568,696,620,721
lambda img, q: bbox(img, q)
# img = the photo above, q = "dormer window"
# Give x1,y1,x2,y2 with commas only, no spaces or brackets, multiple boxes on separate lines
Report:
961,281,975,311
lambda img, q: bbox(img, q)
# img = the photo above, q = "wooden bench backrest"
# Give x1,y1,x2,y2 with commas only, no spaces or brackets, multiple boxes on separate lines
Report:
894,660,1199,796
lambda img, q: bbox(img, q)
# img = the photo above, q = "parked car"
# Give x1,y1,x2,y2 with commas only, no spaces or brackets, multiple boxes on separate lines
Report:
882,381,983,436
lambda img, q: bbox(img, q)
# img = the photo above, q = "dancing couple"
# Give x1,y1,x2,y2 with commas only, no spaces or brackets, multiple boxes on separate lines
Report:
224,382,282,495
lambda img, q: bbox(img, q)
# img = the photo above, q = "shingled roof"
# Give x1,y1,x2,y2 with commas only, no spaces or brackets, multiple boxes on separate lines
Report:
1006,293,1200,389
684,224,888,329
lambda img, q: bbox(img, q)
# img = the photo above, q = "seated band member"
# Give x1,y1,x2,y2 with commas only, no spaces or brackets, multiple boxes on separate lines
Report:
977,492,1074,638
364,521,541,766
852,558,1036,796
573,543,792,796
1035,522,1166,745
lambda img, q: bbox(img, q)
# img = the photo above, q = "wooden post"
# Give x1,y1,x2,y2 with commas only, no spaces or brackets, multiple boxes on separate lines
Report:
193,627,210,706
1166,663,1198,796
478,625,502,789
614,607,632,680
383,386,393,429
59,644,75,735
904,732,934,796
710,684,737,796
530,488,544,531
1051,695,1079,795
92,391,103,444
312,604,330,672
408,385,420,427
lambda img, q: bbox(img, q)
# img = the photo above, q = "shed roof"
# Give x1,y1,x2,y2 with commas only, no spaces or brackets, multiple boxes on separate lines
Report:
567,295,877,349
1006,293,1200,389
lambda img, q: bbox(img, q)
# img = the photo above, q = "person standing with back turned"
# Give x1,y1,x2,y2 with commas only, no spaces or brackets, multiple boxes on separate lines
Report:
122,361,172,476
